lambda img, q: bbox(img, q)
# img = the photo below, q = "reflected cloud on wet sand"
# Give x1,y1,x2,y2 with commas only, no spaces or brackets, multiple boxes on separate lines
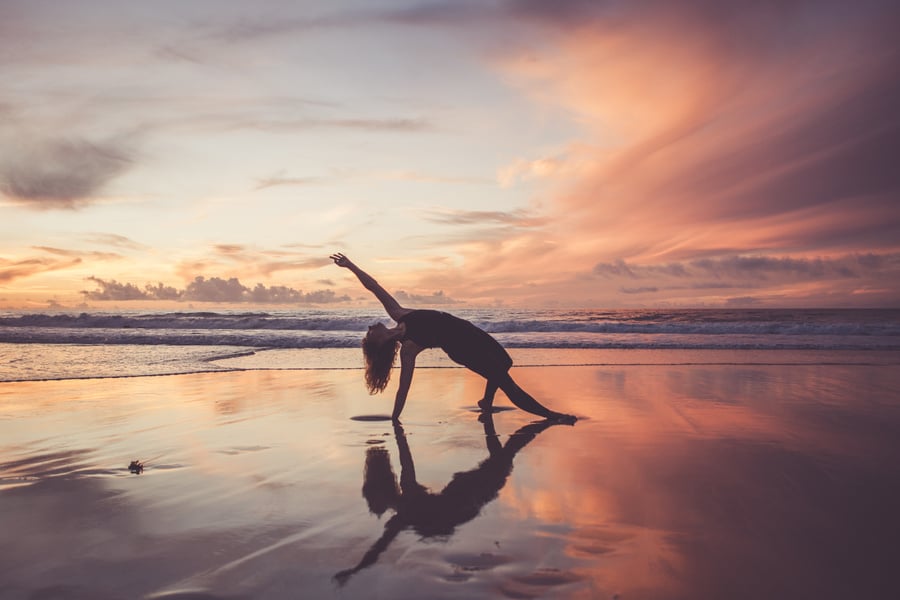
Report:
1,360,899,598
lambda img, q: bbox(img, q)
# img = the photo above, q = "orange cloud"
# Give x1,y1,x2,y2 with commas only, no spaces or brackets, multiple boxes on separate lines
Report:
0,256,82,284
174,245,333,282
412,1,900,306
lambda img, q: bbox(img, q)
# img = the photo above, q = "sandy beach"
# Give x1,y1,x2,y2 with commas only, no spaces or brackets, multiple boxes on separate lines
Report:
2,355,900,599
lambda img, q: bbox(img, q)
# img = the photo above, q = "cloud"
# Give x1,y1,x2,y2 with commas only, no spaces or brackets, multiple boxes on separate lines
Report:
82,276,150,301
185,276,351,303
725,296,764,307
580,253,900,306
144,282,182,301
247,258,333,278
0,257,82,284
689,255,858,280
213,244,246,256
292,289,348,303
83,234,147,251
497,156,568,187
255,175,327,191
394,289,460,305
81,275,351,304
0,136,135,210
320,118,428,132
593,253,895,285
593,259,637,279
254,169,489,191
0,246,124,286
177,246,334,280
5,0,898,308
423,208,545,227
393,0,900,306
499,0,900,256
32,246,122,262
175,113,431,135
183,276,249,302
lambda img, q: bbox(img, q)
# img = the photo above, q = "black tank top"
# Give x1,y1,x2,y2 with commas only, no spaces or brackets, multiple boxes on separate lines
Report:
397,309,459,349
397,310,511,374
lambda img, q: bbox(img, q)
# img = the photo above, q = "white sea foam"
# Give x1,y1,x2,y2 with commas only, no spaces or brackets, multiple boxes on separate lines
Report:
1,308,898,381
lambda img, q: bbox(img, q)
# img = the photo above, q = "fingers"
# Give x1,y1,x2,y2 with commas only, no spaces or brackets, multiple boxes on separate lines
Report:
329,252,347,264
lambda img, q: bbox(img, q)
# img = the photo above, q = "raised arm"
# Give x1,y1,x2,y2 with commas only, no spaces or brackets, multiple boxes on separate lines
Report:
330,253,409,321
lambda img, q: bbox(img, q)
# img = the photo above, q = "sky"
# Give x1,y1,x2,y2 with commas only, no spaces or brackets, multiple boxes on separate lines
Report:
2,0,899,309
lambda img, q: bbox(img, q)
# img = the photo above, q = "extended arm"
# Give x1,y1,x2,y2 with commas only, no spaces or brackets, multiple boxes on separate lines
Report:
330,253,408,321
392,341,420,422
333,517,403,586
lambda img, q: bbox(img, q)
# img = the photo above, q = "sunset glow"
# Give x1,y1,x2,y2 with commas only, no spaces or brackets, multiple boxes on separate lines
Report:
2,0,898,308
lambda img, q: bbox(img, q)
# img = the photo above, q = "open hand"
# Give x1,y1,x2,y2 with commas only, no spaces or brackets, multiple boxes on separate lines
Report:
330,253,352,268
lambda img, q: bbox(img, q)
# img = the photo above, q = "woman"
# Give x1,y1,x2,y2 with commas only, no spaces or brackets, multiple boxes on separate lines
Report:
330,253,575,423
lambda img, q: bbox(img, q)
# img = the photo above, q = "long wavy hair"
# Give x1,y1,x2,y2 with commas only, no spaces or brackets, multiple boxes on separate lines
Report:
362,447,399,516
362,331,399,394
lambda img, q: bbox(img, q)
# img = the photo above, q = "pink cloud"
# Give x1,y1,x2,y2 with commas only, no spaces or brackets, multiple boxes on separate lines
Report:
425,0,900,305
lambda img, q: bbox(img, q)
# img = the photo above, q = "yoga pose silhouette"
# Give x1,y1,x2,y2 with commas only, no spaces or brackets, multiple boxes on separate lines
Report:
334,414,559,585
331,253,575,423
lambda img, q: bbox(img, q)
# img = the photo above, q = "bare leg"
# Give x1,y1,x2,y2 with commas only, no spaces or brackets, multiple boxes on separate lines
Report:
478,380,499,412
495,373,573,421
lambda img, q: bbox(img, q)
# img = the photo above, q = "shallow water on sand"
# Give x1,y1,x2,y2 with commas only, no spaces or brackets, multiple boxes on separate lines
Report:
1,354,900,599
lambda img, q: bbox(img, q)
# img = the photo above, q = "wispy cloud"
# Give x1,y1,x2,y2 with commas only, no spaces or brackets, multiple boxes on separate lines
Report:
32,246,123,261
422,207,545,227
206,2,491,43
592,254,899,284
593,259,638,279
165,113,431,135
0,257,82,284
0,244,129,285
174,244,334,281
82,233,148,251
254,169,489,191
587,252,900,306
254,174,327,191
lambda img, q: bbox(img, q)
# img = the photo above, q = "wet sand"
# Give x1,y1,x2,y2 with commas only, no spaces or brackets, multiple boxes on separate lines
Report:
2,355,900,599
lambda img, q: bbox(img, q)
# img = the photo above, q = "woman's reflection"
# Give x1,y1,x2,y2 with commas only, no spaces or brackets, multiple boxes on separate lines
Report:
334,414,560,585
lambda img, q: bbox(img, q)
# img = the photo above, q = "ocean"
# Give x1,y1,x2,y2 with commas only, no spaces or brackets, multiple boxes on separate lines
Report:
2,307,899,382
4,309,900,599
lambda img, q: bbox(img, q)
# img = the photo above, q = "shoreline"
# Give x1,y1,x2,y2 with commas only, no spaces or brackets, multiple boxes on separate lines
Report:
4,345,900,384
